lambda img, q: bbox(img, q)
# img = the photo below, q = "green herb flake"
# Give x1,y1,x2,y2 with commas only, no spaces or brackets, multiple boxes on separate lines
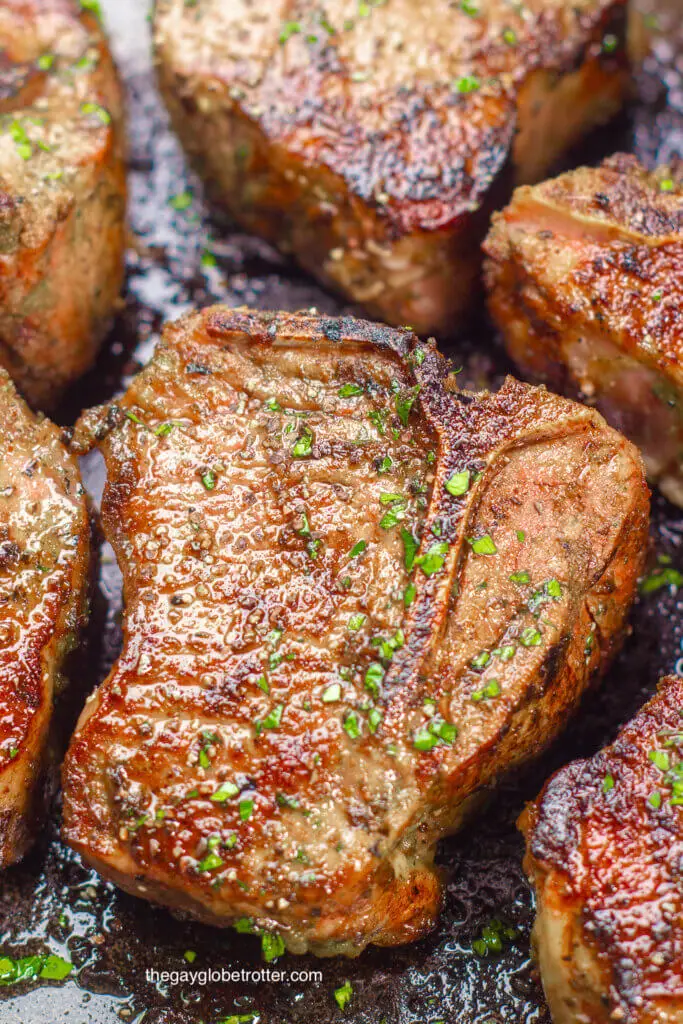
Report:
322,683,342,703
37,54,55,71
292,427,314,458
602,774,615,794
81,101,111,124
200,468,216,491
454,75,480,93
211,781,240,803
343,712,361,739
472,679,501,703
348,613,366,631
334,980,354,1011
364,662,385,695
279,20,301,43
471,651,491,670
640,567,683,594
519,627,542,647
401,528,419,572
404,581,417,608
368,708,383,733
509,570,530,584
348,540,367,560
445,470,471,497
183,950,197,964
239,798,254,821
469,534,497,556
395,385,420,427
257,704,284,733
338,383,364,398
198,852,224,872
261,932,286,962
649,749,671,772
170,191,193,211
415,541,449,576
649,791,662,809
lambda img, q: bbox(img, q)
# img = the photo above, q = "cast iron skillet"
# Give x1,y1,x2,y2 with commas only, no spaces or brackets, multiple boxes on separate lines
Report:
1,1,681,1021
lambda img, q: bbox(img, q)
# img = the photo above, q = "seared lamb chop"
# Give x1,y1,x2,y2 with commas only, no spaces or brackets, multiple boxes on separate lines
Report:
62,307,648,957
0,368,90,868
484,154,683,508
153,0,640,335
0,0,126,410
520,676,683,1024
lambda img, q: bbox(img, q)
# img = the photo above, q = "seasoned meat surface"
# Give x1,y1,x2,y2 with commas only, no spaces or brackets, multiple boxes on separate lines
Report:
484,154,683,508
0,368,90,868
62,307,648,957
0,0,126,409
520,676,683,1024
153,0,637,335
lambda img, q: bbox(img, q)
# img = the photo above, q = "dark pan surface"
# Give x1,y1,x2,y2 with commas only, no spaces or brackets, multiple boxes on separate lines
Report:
1,1,683,1021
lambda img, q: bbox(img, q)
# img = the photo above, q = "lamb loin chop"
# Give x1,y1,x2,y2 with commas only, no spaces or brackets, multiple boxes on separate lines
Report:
0,0,126,410
152,0,640,336
0,368,90,868
484,154,683,508
520,676,683,1024
62,307,648,957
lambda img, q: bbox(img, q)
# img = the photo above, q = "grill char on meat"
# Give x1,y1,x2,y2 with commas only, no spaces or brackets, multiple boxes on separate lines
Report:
520,676,683,1024
0,0,126,410
0,368,90,868
152,0,639,336
484,154,683,508
62,307,648,956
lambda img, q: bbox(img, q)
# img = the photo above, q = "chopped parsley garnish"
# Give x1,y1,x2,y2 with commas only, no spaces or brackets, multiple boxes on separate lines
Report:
261,932,286,962
334,980,354,1010
211,781,240,803
415,541,449,576
365,662,385,695
602,774,615,794
348,613,366,631
239,798,254,821
377,455,393,474
401,528,419,571
404,581,417,607
279,20,301,43
394,385,420,427
469,535,497,556
640,567,683,594
322,683,342,703
256,704,284,733
454,75,480,93
445,470,471,497
519,627,542,647
471,651,490,670
368,708,383,733
414,717,457,751
0,953,72,986
347,540,367,560
509,570,530,584
343,712,361,739
292,427,314,457
81,101,111,124
200,469,216,490
338,383,364,397
472,680,501,703
169,191,193,211
198,852,223,872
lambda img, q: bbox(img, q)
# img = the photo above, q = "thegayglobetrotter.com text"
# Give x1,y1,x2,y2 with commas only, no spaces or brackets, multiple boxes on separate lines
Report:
146,966,323,987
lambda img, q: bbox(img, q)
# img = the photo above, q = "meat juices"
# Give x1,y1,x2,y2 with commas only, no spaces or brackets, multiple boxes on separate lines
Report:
61,307,648,956
153,0,640,335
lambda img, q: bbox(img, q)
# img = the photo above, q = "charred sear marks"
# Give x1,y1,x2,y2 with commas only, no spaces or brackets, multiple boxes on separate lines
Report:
153,0,634,333
521,676,683,1024
0,368,90,868
484,154,683,508
62,306,648,957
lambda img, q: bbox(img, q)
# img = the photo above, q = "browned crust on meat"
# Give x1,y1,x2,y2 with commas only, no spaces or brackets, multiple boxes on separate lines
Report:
483,153,683,504
153,0,636,333
0,367,90,867
520,676,683,1024
62,307,648,956
0,0,126,409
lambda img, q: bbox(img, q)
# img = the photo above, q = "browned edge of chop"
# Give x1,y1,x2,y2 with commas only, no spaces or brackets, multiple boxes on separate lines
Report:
62,307,649,956
484,153,683,507
0,367,91,868
520,676,683,1024
153,0,644,335
0,0,126,410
